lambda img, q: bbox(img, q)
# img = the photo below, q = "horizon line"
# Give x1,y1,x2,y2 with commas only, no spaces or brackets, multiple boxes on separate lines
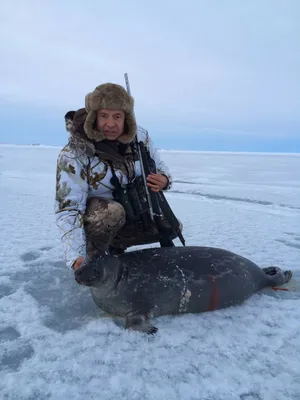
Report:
1,142,299,156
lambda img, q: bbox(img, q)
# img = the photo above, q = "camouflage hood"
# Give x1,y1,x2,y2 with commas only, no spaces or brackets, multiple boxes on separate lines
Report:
67,108,97,157
84,82,137,143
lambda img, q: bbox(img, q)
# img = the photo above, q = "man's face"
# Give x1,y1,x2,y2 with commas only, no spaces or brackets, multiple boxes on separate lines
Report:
96,108,125,140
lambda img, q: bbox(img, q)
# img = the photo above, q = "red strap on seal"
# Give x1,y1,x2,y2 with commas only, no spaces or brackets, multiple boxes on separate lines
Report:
207,275,218,311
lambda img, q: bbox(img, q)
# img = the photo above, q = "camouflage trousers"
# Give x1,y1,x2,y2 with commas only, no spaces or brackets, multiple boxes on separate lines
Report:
83,197,182,260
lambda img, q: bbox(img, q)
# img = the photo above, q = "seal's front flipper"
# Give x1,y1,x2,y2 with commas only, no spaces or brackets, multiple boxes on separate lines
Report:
125,312,158,334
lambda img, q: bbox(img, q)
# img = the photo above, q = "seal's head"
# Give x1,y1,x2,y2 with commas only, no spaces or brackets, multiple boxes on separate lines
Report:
74,253,121,287
84,82,137,143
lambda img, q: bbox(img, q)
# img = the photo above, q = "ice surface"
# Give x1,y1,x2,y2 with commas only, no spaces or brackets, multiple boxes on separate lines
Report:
0,144,299,400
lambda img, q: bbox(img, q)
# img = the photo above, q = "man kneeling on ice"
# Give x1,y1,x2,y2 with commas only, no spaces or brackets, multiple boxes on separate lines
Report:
55,82,183,280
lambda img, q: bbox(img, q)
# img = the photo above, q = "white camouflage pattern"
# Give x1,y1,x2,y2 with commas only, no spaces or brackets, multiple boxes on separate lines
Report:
54,126,173,269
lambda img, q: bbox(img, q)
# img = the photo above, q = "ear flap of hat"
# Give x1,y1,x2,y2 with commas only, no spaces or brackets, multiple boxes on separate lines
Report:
116,112,137,143
83,110,106,141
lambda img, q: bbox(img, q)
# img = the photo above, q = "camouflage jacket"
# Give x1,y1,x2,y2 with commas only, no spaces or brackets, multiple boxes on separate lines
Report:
54,125,173,269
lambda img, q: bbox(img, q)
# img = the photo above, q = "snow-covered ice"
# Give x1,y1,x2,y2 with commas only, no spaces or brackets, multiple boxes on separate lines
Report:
0,144,299,400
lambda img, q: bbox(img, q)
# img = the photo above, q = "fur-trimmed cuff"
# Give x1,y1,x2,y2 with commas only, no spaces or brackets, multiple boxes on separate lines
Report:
160,173,172,191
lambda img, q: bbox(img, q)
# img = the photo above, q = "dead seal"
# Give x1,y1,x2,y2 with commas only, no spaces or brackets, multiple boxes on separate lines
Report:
75,246,292,334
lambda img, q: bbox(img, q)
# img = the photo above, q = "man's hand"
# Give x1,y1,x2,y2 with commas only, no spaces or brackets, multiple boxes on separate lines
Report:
146,172,168,192
73,256,84,271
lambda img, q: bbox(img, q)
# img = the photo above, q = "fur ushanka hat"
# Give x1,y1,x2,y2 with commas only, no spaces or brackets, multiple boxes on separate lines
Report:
83,83,137,143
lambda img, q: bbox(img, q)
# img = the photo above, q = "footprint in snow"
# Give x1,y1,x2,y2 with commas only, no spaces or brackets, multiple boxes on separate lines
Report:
0,344,35,371
275,238,300,250
15,251,103,334
284,232,300,241
0,327,34,371
0,327,21,341
20,246,53,263
0,284,15,299
240,394,262,400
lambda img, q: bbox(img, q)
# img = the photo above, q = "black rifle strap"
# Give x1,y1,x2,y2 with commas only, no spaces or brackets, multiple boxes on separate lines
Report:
138,141,161,215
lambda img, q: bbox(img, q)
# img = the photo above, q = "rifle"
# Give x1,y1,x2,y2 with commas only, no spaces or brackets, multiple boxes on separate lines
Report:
124,73,186,247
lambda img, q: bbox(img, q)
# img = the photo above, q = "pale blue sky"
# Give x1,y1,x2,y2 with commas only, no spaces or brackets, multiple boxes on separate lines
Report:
1,0,299,152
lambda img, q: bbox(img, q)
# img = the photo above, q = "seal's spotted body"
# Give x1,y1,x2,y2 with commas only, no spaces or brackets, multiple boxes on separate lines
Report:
75,246,292,334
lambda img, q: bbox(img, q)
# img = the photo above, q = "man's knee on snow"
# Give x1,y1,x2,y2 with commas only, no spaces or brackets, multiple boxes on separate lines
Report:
84,197,126,233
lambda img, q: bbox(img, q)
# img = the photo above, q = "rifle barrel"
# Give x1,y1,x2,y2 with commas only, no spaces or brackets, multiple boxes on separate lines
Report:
123,73,186,247
124,73,154,220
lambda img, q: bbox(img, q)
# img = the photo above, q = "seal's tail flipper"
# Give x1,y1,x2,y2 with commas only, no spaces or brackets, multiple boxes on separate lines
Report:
262,266,293,287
